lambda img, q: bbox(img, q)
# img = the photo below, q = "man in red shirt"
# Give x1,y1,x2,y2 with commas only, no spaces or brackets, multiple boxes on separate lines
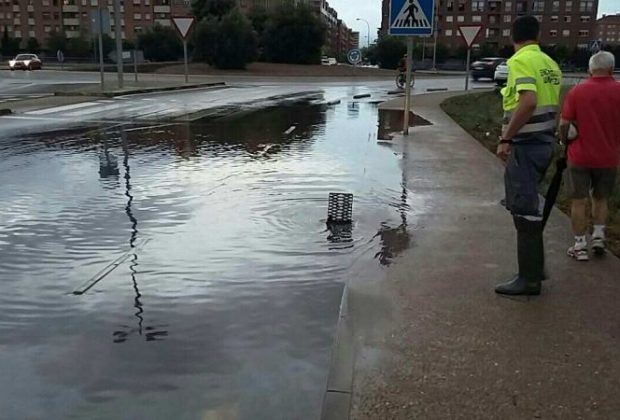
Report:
560,51,620,261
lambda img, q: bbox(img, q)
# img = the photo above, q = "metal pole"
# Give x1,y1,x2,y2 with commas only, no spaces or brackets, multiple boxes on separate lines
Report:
183,40,189,84
422,38,426,61
432,2,438,71
403,37,414,135
133,49,138,83
98,8,104,90
465,48,471,91
113,0,123,89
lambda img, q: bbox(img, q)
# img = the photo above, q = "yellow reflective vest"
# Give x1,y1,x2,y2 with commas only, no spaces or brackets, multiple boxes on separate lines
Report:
501,44,562,140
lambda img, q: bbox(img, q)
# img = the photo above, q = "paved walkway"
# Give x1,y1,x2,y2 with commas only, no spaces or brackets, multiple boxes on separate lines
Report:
324,92,620,419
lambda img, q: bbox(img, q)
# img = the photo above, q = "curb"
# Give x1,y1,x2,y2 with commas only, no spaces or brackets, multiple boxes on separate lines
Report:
0,108,13,116
54,82,226,98
320,285,355,420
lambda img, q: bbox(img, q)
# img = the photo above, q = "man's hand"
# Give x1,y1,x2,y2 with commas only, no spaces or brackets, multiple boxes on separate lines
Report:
497,143,512,161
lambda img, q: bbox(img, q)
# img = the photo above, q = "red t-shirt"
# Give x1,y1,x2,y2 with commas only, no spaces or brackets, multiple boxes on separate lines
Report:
562,76,620,168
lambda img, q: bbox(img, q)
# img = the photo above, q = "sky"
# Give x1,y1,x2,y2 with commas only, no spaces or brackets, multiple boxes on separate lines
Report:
331,0,620,47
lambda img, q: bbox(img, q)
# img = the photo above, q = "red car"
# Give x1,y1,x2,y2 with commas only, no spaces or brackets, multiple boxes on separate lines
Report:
8,54,43,71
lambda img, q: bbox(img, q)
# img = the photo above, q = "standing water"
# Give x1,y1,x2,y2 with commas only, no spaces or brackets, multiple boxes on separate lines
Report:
0,98,413,419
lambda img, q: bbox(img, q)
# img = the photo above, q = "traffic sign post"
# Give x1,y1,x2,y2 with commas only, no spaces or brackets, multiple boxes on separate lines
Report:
172,17,195,84
458,25,483,91
589,39,602,54
389,0,435,134
347,49,362,66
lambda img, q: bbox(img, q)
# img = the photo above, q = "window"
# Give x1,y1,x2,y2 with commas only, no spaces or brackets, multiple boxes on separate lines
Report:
550,29,558,37
44,25,51,32
458,0,465,11
579,1,593,12
564,16,572,23
504,15,512,23
145,13,151,19
472,1,484,12
552,1,560,12
565,1,573,11
580,16,590,22
133,13,141,19
446,29,453,36
447,0,453,11
505,1,512,12
472,15,482,22
133,0,140,4
579,29,589,37
446,15,453,22
516,2,527,13
551,16,558,22
533,0,544,12
457,15,464,22
503,29,510,37
563,29,570,36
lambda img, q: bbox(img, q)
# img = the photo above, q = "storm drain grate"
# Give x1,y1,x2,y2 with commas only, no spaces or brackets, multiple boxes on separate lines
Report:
327,193,353,224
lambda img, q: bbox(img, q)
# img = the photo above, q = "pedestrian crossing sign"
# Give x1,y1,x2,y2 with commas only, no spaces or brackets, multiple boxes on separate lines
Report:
389,0,435,36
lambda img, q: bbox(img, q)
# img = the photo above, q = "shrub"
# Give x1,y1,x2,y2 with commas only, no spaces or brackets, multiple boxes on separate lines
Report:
262,3,326,65
375,36,406,69
137,24,183,62
192,9,257,69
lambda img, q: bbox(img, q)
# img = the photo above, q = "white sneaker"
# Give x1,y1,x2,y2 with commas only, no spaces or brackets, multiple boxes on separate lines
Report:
568,245,589,261
592,237,606,256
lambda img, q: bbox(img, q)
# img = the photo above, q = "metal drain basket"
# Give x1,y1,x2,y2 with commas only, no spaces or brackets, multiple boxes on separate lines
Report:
327,193,353,224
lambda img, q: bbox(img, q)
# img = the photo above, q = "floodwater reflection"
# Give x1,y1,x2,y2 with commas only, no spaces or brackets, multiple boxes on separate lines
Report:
0,99,413,419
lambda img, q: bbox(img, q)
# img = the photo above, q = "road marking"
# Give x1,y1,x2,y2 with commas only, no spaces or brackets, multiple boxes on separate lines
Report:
26,101,100,115
64,103,123,117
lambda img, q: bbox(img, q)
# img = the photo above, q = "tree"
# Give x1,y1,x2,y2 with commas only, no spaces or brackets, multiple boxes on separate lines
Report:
193,9,257,69
362,44,378,65
262,3,326,65
248,6,268,38
67,36,91,57
191,0,235,20
1,27,21,56
137,24,183,62
47,31,68,54
26,37,40,52
375,36,406,69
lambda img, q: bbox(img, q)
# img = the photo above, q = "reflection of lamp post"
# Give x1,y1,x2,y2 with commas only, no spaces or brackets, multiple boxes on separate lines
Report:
356,18,371,48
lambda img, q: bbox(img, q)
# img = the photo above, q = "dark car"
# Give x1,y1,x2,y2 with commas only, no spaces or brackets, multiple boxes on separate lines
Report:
471,57,504,81
8,54,43,71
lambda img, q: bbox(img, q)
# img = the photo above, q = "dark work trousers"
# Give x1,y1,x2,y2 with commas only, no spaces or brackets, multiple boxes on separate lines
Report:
504,142,554,219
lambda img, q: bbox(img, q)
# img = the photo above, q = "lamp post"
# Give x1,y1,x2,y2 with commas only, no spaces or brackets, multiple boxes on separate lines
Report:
356,18,371,48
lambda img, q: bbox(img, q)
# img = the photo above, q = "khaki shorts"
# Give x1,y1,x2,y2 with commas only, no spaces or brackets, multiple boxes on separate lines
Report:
565,166,618,199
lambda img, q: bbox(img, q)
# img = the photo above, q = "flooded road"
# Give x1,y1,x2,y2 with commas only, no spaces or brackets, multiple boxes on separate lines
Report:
0,96,414,419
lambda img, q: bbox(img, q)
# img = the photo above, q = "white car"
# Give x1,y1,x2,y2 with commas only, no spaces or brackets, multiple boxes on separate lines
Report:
494,60,508,86
321,57,337,66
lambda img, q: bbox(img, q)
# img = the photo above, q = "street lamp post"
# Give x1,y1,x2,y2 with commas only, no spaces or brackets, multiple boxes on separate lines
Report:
356,18,371,49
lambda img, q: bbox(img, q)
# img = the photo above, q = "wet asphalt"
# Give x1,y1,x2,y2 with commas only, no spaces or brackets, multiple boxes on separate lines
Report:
0,76,435,419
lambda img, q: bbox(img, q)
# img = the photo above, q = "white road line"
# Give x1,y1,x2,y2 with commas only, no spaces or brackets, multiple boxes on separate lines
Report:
26,101,100,115
64,103,123,117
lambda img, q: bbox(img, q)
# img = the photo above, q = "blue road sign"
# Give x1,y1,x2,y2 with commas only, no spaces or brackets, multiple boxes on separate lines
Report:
389,0,435,36
589,39,602,53
347,49,362,65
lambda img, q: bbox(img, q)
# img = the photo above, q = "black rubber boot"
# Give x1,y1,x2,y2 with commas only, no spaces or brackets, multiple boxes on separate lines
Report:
495,217,545,296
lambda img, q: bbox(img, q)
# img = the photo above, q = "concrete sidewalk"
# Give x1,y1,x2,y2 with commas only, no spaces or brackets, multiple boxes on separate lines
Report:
324,92,620,419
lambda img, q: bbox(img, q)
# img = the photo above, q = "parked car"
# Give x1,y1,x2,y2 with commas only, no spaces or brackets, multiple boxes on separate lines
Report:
8,54,43,71
471,57,504,81
321,56,337,66
494,60,508,86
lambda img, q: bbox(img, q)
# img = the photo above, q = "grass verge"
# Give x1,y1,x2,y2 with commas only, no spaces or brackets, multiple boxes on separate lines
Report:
441,90,620,257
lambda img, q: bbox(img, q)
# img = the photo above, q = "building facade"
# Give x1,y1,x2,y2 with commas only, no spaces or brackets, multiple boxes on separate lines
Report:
0,0,192,45
597,14,620,45
380,0,599,51
0,0,357,56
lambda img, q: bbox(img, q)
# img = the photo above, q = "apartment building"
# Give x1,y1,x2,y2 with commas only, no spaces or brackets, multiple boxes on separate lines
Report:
0,0,357,55
0,0,191,45
380,0,599,51
597,13,620,45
